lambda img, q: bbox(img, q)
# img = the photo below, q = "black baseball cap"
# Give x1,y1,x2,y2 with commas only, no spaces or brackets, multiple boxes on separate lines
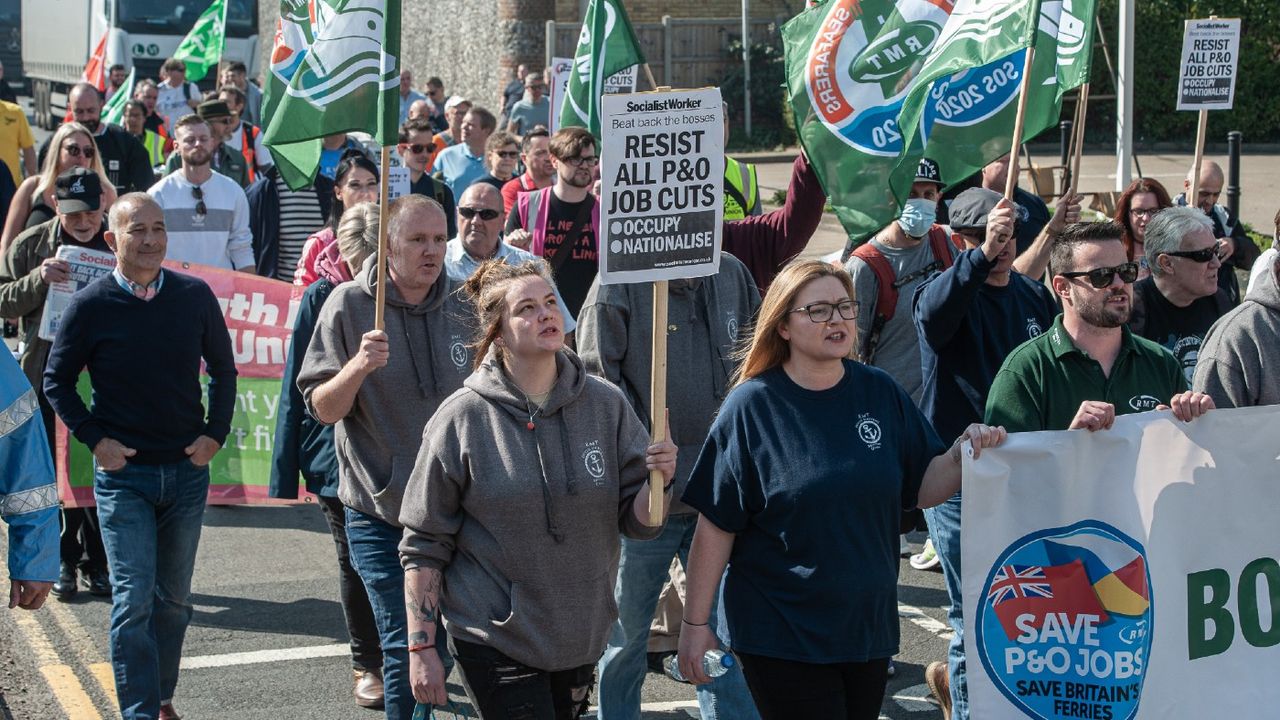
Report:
55,167,101,213
948,187,1021,231
915,158,942,186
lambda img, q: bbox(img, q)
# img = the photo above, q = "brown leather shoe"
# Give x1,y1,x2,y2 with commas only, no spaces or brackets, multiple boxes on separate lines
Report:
926,661,952,718
354,668,385,709
158,703,181,720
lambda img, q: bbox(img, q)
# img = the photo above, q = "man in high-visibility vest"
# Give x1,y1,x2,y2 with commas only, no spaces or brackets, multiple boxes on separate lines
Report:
218,85,274,185
721,109,760,220
123,100,166,173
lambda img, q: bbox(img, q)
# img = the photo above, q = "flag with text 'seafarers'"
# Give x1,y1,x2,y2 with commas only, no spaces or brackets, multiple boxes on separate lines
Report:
559,0,647,139
173,0,228,82
262,0,401,189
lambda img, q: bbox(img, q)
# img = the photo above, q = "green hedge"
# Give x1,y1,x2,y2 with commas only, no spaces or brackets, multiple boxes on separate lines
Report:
1088,1,1280,144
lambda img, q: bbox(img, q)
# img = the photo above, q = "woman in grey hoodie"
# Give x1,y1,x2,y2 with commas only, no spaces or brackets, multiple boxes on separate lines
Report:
398,260,677,719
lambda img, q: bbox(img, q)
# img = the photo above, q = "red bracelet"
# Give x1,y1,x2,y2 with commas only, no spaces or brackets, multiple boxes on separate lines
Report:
408,643,435,653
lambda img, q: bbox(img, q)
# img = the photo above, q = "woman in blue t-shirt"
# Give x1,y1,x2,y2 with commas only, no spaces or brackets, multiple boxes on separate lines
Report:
676,260,1006,719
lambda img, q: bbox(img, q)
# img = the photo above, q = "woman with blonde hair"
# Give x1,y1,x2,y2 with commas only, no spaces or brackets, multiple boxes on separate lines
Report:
400,259,676,719
676,260,1006,719
1,122,117,255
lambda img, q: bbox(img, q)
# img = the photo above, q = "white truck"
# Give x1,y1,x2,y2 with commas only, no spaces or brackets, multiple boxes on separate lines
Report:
23,0,260,129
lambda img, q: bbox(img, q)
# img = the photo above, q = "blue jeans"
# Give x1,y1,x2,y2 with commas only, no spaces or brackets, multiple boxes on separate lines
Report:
345,507,451,720
924,494,966,720
94,460,209,720
596,513,760,720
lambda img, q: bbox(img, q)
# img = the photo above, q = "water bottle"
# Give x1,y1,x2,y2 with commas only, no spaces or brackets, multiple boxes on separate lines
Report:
665,649,735,682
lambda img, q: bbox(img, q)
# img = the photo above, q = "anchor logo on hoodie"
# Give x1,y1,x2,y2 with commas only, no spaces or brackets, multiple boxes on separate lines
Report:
582,440,606,484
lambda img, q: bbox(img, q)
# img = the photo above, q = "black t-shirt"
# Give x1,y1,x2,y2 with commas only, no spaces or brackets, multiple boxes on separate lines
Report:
1130,277,1230,385
409,172,457,239
505,191,598,319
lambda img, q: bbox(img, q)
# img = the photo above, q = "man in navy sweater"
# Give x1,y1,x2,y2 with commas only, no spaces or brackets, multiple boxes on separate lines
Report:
43,193,237,720
911,188,1058,720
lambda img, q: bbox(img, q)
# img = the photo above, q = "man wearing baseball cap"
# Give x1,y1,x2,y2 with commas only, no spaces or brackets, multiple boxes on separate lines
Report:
439,96,471,147
0,166,112,601
163,100,250,189
911,186,1060,720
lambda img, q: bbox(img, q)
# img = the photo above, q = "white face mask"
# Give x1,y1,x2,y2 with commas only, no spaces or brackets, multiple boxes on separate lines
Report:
897,198,937,238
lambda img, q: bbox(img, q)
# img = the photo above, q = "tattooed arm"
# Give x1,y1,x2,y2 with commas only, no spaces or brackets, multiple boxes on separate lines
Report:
405,567,447,706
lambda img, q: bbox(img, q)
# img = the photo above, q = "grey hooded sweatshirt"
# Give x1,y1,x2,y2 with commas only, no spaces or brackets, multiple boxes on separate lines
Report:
297,255,475,525
1193,254,1280,408
577,253,760,512
399,348,662,671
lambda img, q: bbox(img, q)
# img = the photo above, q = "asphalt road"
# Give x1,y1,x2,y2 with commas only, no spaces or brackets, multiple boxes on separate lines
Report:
0,507,953,720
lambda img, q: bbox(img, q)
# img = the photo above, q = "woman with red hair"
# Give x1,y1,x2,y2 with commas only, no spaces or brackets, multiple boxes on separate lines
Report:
1114,177,1173,280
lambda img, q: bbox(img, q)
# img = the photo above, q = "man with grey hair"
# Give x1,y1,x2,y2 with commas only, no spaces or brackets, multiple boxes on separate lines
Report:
1128,206,1232,384
1177,159,1260,304
297,194,470,720
44,192,236,720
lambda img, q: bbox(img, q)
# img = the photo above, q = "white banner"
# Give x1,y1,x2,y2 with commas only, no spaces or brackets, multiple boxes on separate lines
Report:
549,57,574,135
1176,18,1242,111
38,246,117,341
598,87,723,285
963,405,1280,719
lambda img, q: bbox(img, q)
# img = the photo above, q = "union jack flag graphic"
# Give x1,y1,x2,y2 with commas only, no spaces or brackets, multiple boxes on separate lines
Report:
988,565,1054,605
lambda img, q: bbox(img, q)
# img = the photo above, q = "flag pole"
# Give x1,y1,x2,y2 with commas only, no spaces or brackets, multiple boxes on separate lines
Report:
1069,83,1090,195
1004,45,1037,200
647,80,673,525
374,146,391,331
1189,16,1219,206
642,64,659,92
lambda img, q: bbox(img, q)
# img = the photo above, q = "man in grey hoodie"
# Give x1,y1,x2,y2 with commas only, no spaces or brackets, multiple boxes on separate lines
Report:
577,253,762,720
1193,252,1280,408
297,195,472,720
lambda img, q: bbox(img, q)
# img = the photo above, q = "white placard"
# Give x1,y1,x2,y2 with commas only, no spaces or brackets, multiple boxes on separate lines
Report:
38,246,117,341
549,57,574,135
603,65,638,95
1176,18,1242,111
598,88,723,285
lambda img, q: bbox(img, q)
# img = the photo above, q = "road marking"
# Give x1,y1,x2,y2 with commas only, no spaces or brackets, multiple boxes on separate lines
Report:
585,700,699,716
10,607,103,719
88,663,117,706
898,602,954,641
893,682,942,712
181,642,350,669
45,599,119,710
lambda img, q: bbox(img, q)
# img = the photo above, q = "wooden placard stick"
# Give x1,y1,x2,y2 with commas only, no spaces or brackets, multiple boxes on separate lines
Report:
374,146,391,331
1004,46,1037,201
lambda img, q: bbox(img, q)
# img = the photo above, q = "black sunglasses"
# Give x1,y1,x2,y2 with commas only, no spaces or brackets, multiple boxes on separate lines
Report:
192,185,207,217
1060,262,1139,289
64,144,96,159
494,150,520,159
1163,242,1228,264
405,143,432,155
458,206,500,221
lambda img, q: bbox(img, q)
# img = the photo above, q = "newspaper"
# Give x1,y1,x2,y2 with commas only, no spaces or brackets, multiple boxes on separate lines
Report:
37,246,117,341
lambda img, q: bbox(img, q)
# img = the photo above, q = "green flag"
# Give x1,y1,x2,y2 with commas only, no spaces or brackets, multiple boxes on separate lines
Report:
102,68,135,126
173,0,228,82
888,0,1098,206
560,0,646,138
262,0,401,189
781,0,960,249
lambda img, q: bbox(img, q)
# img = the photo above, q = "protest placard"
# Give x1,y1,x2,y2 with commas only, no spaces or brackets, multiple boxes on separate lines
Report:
603,65,638,95
549,57,573,134
963,405,1280,719
1176,18,1241,111
56,261,308,507
598,87,723,285
386,150,411,202
37,246,117,342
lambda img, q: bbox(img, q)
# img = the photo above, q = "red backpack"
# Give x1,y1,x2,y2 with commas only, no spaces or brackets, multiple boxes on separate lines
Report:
851,225,956,362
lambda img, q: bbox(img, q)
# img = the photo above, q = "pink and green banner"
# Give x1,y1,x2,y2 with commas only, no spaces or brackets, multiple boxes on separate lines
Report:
56,262,310,507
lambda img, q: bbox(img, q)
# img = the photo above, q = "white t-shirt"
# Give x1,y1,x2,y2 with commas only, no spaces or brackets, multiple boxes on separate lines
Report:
155,81,200,135
225,122,275,170
148,170,255,271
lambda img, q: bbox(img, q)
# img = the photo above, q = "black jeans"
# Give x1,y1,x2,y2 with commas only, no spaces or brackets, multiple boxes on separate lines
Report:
60,505,108,571
737,651,890,720
450,637,595,720
317,495,383,671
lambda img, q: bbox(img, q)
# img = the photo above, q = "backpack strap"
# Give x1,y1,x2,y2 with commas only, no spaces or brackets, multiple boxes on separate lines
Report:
851,243,897,363
928,225,955,270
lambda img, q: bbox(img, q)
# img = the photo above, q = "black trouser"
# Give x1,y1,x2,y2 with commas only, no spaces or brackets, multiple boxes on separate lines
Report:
317,494,383,672
450,636,595,720
737,651,890,720
60,506,108,572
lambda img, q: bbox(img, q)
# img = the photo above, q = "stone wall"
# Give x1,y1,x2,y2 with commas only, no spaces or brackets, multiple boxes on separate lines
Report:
553,0,800,23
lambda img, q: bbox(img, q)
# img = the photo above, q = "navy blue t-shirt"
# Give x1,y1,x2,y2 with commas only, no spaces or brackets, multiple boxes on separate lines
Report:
682,360,946,663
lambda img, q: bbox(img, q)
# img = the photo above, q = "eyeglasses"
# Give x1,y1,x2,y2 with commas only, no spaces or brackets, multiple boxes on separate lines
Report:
191,185,207,217
494,150,519,159
64,144,96,159
1163,241,1228,264
457,206,500,221
1060,262,1139,289
563,154,599,168
1128,207,1159,219
789,299,858,323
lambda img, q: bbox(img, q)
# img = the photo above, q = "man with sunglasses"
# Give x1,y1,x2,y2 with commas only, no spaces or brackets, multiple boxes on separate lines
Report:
986,221,1214,435
397,118,456,238
911,186,1058,720
147,115,254,272
444,183,575,332
1176,160,1260,305
506,73,550,139
37,83,155,196
1128,207,1233,384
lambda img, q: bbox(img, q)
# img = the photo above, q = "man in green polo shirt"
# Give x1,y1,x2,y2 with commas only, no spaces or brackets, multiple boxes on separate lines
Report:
986,221,1215,432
